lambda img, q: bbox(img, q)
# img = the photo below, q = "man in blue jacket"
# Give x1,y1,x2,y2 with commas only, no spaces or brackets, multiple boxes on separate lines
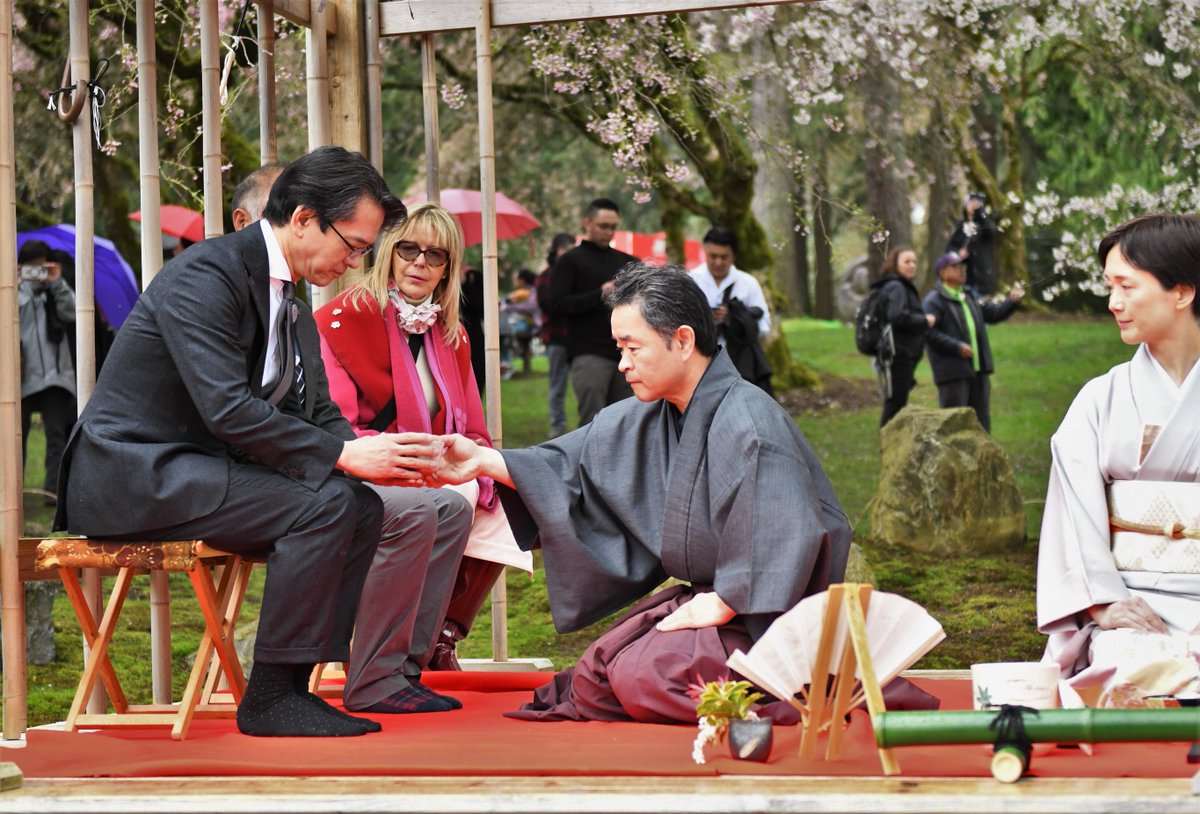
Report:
923,252,1024,432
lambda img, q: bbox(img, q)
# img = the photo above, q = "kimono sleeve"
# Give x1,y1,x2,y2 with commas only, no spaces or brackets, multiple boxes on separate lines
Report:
1036,379,1129,634
709,410,851,636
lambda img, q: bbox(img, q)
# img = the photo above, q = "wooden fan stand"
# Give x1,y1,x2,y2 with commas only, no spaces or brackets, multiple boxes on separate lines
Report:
797,583,901,775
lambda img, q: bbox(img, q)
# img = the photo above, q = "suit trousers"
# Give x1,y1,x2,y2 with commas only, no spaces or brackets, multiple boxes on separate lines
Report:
569,353,633,427
21,385,76,494
342,485,473,710
546,343,570,437
135,463,383,665
936,373,992,433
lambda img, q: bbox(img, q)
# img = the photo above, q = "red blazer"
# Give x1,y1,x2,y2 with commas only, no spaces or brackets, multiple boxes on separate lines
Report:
315,289,495,506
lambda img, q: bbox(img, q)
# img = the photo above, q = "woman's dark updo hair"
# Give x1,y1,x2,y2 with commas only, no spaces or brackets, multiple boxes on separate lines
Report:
1097,214,1200,316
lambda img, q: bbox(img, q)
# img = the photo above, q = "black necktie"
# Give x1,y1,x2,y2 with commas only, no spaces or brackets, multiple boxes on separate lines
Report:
408,332,424,361
267,282,298,405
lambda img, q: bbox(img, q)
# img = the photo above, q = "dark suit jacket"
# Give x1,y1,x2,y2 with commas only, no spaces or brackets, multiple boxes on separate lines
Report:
55,225,353,537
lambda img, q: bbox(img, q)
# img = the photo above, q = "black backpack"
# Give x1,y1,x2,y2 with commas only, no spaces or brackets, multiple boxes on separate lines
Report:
854,278,893,355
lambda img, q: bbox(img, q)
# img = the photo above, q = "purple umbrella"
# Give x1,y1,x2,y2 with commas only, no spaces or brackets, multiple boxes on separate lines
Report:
17,224,140,329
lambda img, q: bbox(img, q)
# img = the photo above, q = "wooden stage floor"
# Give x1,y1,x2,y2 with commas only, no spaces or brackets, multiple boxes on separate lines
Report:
3,773,1198,813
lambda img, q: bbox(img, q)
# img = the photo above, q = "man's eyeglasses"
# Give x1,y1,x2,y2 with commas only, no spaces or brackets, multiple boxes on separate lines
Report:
326,221,373,260
395,241,450,268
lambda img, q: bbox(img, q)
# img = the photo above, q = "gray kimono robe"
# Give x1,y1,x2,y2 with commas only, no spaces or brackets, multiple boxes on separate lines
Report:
498,350,851,723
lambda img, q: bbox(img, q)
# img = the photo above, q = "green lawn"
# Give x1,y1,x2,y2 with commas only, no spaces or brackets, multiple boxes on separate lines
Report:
11,314,1132,726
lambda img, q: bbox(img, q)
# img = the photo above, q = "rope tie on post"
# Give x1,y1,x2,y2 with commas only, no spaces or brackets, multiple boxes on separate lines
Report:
988,704,1038,783
48,56,111,149
220,0,263,105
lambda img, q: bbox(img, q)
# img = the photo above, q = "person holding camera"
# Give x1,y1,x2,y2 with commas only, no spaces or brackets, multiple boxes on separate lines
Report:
946,192,998,294
17,239,77,503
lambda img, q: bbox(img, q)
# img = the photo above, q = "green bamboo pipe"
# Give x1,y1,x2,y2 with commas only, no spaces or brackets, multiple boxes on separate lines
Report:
875,708,1200,748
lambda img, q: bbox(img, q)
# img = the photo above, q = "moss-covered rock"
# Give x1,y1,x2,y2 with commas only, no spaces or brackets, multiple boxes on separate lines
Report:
872,407,1025,555
844,542,877,585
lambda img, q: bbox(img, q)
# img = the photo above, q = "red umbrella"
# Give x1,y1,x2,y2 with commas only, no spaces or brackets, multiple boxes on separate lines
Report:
130,204,206,244
407,189,540,247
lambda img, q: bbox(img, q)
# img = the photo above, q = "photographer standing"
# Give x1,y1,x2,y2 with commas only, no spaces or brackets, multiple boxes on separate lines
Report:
946,192,998,294
17,239,76,503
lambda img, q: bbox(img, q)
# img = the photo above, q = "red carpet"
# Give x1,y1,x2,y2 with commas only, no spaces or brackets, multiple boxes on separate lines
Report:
11,674,1196,779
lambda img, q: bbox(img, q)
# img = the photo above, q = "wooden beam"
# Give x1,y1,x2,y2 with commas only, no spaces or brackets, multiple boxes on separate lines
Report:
255,0,338,35
380,0,809,36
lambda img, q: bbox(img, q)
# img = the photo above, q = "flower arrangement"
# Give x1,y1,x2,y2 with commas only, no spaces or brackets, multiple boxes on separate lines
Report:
686,675,763,764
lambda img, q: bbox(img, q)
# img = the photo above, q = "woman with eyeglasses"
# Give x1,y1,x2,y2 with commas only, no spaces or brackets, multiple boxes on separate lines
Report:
316,202,531,686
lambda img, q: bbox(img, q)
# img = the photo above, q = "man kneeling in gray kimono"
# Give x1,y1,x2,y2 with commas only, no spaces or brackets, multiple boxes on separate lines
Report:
412,262,852,723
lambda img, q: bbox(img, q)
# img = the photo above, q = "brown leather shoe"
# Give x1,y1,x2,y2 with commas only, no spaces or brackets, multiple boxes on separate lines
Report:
428,623,465,671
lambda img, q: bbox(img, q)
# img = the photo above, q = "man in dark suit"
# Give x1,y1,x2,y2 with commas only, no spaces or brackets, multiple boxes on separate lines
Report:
55,147,421,737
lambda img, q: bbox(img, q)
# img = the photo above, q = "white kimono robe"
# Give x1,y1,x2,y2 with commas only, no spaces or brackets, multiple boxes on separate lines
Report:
1037,344,1200,696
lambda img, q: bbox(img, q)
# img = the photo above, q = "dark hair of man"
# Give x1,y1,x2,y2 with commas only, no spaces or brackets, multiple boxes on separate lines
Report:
879,245,914,279
1097,213,1200,316
262,146,407,233
585,197,620,219
231,162,286,215
18,239,52,264
607,262,718,357
701,226,738,255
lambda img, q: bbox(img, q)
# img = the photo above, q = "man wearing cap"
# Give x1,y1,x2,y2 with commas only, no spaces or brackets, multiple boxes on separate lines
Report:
922,252,1024,432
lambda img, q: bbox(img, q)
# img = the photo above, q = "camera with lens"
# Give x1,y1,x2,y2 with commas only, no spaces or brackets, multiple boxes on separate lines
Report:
18,264,51,284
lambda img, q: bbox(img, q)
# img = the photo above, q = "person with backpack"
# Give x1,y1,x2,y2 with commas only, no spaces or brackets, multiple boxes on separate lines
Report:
874,247,935,426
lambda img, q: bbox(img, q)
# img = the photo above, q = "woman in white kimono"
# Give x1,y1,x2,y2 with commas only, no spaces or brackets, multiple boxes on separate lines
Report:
1037,213,1200,703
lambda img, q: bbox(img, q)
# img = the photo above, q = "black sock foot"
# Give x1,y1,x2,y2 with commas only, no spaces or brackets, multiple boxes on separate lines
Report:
361,683,454,714
292,664,381,733
237,688,369,737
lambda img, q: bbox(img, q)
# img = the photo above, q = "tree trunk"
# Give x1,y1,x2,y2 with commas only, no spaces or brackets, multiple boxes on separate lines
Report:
923,110,956,293
791,174,811,316
812,146,834,320
861,48,913,273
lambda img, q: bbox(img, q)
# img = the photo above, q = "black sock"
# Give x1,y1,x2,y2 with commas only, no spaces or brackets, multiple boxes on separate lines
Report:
236,662,367,737
413,677,463,710
291,663,381,733
361,683,454,714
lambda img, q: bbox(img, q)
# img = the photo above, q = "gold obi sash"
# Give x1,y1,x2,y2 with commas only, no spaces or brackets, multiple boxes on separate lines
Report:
1107,480,1200,574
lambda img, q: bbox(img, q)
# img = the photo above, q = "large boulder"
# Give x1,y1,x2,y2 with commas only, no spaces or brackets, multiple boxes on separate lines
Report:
872,407,1025,554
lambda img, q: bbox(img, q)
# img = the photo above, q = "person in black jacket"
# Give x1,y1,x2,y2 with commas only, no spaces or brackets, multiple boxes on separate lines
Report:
946,192,998,294
547,198,636,426
923,253,1024,432
876,246,935,426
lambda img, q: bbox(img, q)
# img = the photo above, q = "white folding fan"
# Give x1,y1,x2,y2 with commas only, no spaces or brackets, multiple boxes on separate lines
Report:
725,584,945,773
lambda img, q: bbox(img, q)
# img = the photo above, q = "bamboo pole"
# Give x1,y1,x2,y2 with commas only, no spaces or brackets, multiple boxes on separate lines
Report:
421,34,440,203
365,3,384,173
200,0,223,239
0,0,26,740
258,1,278,164
66,0,105,718
305,0,331,309
305,1,331,149
475,0,508,662
136,0,172,706
875,708,1200,747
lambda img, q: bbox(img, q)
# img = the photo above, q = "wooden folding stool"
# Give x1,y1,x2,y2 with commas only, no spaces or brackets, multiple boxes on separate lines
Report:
35,537,257,740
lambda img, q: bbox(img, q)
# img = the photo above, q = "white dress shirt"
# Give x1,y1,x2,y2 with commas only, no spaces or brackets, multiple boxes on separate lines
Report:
688,263,772,337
